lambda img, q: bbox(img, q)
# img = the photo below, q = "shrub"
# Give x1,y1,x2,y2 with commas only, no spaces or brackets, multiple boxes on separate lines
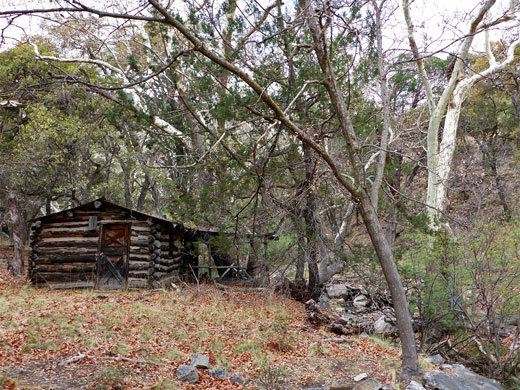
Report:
399,220,520,384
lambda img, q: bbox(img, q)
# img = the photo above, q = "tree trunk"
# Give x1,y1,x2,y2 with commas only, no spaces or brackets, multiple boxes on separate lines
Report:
318,202,354,284
302,142,321,299
358,194,420,380
7,192,25,277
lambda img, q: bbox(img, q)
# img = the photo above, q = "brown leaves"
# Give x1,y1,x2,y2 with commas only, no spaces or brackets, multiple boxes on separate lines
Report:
0,268,399,388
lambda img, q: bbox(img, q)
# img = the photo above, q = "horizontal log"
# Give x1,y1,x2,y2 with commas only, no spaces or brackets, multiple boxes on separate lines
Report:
39,242,99,249
38,248,97,255
41,226,90,233
130,247,150,255
34,255,96,264
154,263,181,273
128,279,150,289
98,219,141,224
129,253,149,261
46,281,95,290
128,271,149,279
131,234,148,241
38,232,93,240
34,264,95,273
130,239,149,247
129,262,150,271
39,238,98,246
40,221,89,228
131,226,151,232
32,272,93,282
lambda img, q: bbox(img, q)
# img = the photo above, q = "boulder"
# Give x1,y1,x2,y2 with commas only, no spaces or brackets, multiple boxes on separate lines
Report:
209,368,226,378
177,365,199,383
354,373,368,382
319,293,331,309
229,375,245,384
374,316,396,335
353,295,369,307
424,364,503,390
352,379,383,390
406,381,426,390
326,284,348,298
191,353,210,369
425,354,444,365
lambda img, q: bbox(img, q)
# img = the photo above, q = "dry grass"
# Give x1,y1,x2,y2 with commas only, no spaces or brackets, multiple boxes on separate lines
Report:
0,265,401,389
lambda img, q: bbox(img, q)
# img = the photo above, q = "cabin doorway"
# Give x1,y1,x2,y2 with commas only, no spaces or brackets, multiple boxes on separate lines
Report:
96,223,129,289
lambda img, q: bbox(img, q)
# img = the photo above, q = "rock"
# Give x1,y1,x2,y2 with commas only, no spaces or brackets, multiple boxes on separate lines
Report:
424,364,503,390
229,375,245,384
406,381,426,390
374,316,396,334
319,293,331,309
302,388,329,390
354,373,368,382
326,284,348,298
209,368,226,378
353,295,369,307
177,365,199,383
352,379,383,390
191,353,210,369
425,354,444,365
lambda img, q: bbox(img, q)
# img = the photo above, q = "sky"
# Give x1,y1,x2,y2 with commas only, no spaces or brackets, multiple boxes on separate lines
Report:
0,0,518,54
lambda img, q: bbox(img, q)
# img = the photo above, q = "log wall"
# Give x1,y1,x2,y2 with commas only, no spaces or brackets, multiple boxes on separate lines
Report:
148,224,184,288
28,202,194,289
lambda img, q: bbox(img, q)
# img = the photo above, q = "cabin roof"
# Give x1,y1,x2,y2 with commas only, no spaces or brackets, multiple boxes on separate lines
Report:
33,198,176,227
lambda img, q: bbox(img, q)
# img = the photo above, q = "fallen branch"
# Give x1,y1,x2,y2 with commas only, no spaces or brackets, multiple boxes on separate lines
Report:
58,351,86,366
318,338,351,344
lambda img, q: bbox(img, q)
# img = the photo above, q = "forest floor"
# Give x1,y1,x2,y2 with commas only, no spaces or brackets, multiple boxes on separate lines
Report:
0,248,413,390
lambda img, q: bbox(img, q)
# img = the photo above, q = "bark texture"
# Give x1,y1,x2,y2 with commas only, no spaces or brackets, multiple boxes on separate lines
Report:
8,192,25,276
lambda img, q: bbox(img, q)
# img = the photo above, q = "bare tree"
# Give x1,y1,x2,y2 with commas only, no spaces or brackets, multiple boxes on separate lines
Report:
403,0,520,230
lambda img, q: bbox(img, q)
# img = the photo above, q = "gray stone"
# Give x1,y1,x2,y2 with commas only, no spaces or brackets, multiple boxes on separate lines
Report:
353,295,369,307
326,284,348,298
354,373,369,382
177,365,199,383
352,379,383,390
302,388,330,390
229,375,245,384
209,368,226,378
191,353,210,369
424,365,503,390
318,293,331,309
425,354,444,365
405,380,426,390
374,316,396,334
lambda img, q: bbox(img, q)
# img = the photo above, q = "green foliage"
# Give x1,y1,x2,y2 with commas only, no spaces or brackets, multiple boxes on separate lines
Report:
399,220,520,382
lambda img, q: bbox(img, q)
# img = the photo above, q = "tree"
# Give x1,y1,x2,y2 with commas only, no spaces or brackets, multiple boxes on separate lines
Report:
403,0,520,230
1,0,422,377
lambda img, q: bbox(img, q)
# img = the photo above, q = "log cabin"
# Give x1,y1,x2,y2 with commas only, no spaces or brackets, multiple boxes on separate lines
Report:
28,198,198,289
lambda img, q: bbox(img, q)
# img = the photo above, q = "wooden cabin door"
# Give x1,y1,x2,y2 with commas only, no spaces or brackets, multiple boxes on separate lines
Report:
96,223,129,289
